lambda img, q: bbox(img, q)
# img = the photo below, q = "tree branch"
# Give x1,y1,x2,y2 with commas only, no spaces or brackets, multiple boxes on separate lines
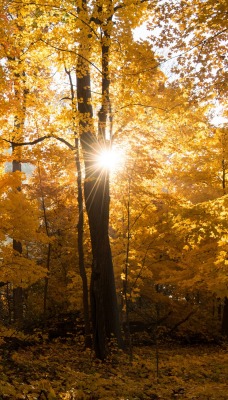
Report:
168,310,195,335
160,27,228,65
114,0,154,12
1,135,75,150
118,103,167,112
40,39,102,75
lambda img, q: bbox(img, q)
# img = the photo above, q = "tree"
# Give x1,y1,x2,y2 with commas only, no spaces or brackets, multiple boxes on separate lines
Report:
75,0,122,359
0,0,51,324
148,0,228,105
1,0,227,355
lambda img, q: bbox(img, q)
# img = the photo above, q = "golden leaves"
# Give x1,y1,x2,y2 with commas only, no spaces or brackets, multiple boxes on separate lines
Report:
0,249,47,288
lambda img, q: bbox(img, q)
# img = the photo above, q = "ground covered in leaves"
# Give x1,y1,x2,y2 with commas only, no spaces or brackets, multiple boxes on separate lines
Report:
0,337,227,399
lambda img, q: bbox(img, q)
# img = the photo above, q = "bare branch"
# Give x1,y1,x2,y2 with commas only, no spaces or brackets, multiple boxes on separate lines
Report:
54,136,75,150
40,39,102,75
169,310,195,335
114,0,153,12
160,27,228,65
117,103,167,112
1,135,75,150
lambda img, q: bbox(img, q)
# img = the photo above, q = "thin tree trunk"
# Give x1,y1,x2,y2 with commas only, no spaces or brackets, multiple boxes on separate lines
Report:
12,153,23,325
11,58,27,325
222,158,226,195
221,134,227,334
75,136,91,347
37,163,51,325
43,243,51,325
123,186,133,358
221,131,226,195
65,67,91,347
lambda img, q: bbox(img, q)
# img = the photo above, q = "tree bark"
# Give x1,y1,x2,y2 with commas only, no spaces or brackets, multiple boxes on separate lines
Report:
11,59,27,325
12,155,23,325
75,136,91,348
77,67,121,358
65,67,91,347
37,163,51,325
221,134,227,335
222,297,228,336
43,243,51,325
76,5,122,357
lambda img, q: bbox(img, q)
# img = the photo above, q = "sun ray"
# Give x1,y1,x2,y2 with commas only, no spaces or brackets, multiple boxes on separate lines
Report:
95,146,124,172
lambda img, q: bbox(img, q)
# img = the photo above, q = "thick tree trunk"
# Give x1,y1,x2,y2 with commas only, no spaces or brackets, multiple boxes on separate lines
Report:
85,169,122,359
13,286,23,323
222,297,228,336
77,57,121,360
75,0,122,359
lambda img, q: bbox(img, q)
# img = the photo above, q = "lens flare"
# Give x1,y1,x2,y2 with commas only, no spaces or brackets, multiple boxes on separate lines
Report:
96,147,123,171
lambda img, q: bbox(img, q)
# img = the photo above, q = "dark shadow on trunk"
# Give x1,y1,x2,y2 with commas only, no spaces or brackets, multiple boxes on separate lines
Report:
222,297,228,336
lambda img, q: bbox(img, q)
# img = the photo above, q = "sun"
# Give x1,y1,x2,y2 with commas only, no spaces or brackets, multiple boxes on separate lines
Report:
96,146,123,172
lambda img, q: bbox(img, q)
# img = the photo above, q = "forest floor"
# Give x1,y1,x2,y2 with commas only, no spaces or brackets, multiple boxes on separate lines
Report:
0,337,227,399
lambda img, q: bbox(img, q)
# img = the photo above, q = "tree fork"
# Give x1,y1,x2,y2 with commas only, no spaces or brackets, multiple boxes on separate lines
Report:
76,1,122,358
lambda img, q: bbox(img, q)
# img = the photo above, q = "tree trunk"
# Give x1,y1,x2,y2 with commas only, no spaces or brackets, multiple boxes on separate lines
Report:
76,45,121,361
78,99,122,357
123,184,132,358
13,286,23,323
222,297,228,336
75,0,122,359
221,135,227,335
12,157,23,325
11,61,27,325
75,136,91,347
43,243,51,325
37,163,51,325
85,170,122,359
65,67,91,347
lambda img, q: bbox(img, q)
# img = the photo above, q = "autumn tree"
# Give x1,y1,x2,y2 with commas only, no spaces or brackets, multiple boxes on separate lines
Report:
1,0,227,354
148,0,227,105
0,0,55,324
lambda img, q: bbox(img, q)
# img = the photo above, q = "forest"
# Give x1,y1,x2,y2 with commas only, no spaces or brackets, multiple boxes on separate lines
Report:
0,0,227,398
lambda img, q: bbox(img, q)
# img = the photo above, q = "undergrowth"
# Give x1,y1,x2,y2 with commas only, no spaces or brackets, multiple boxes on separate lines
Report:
0,336,227,399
